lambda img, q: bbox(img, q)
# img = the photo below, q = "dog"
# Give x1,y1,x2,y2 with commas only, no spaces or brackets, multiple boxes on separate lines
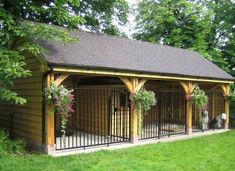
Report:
201,109,209,130
209,113,226,129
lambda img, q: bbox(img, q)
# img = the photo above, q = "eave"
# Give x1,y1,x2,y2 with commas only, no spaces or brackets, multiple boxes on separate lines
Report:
49,65,234,84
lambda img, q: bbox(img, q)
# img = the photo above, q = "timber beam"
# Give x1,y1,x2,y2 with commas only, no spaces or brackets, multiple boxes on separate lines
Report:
120,77,147,143
45,73,56,152
52,67,234,84
179,81,197,135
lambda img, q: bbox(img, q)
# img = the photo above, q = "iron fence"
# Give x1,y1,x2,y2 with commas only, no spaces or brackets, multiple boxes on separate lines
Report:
55,86,131,150
139,90,186,140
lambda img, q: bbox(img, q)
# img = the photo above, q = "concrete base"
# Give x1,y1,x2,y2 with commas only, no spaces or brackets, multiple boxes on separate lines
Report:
186,128,192,135
51,129,230,157
46,144,56,154
131,135,139,144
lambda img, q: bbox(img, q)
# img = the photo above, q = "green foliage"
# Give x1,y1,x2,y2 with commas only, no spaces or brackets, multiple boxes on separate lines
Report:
192,86,208,110
0,0,84,104
1,0,84,29
230,84,235,127
204,0,235,76
80,0,129,35
229,84,235,101
1,0,129,36
134,0,235,73
131,89,156,112
0,50,30,104
0,129,25,156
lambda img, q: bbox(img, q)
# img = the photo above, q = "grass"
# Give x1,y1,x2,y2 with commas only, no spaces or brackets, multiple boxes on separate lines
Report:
1,130,235,171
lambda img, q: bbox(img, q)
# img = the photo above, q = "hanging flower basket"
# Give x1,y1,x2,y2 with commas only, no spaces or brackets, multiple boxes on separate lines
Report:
45,82,75,146
131,88,157,136
131,88,157,112
191,86,208,110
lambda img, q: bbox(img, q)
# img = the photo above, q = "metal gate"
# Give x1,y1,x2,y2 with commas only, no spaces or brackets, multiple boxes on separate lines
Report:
55,86,131,150
192,89,225,132
139,89,186,140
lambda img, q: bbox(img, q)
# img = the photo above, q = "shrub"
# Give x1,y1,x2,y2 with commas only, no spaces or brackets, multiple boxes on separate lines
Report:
230,99,235,128
229,84,235,128
0,129,25,156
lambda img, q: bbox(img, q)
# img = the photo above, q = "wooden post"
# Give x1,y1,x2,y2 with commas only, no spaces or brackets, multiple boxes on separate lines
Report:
221,84,230,129
45,73,71,153
120,77,146,143
130,99,138,143
179,81,196,135
224,100,230,129
186,100,193,134
212,91,215,119
45,73,55,153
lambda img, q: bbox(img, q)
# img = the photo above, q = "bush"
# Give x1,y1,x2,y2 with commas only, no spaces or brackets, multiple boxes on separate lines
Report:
229,84,235,128
0,129,25,156
230,100,235,128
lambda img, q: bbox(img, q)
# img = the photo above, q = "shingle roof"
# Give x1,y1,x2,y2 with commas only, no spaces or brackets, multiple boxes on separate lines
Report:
40,30,234,81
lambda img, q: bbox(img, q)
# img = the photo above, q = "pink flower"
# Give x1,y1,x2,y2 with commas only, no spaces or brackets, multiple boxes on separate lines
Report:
69,95,74,101
60,108,65,115
67,104,74,113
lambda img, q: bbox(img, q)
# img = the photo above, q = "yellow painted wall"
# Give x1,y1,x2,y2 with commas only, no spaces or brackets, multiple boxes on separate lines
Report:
0,55,43,144
76,88,110,135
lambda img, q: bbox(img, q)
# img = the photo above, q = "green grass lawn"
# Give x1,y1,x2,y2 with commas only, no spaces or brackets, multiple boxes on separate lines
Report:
1,130,235,171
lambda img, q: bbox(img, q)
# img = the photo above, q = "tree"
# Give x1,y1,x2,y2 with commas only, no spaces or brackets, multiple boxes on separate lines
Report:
133,0,229,72
0,0,84,104
79,0,129,35
203,0,235,77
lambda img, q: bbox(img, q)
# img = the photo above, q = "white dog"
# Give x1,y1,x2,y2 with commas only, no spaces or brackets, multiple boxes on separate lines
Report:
209,113,227,129
201,109,209,130
216,113,227,128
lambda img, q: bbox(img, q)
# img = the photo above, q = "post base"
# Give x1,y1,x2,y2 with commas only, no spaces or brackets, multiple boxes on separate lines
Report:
45,144,56,154
131,135,139,144
186,128,192,135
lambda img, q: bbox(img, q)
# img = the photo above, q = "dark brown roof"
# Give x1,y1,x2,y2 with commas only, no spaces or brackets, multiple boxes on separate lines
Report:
40,30,234,81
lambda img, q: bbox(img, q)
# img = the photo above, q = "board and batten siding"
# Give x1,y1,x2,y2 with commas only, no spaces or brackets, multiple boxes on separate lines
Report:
0,55,44,147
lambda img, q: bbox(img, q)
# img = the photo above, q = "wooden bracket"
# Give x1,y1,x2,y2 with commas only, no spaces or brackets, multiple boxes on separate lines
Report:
220,84,230,96
119,77,147,93
179,81,197,95
54,74,70,86
119,77,133,92
119,77,147,143
136,79,147,92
